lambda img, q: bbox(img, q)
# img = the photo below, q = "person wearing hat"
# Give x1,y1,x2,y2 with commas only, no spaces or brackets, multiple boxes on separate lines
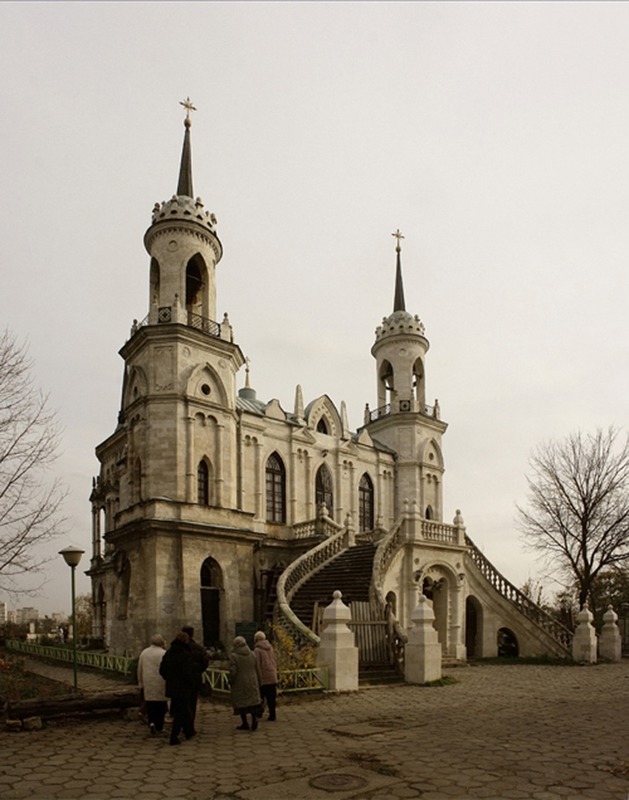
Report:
137,634,168,735
253,630,278,721
159,631,196,745
181,625,209,725
229,636,262,731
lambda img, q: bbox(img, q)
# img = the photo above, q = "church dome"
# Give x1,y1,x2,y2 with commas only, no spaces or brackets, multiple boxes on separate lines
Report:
150,195,217,234
374,309,426,343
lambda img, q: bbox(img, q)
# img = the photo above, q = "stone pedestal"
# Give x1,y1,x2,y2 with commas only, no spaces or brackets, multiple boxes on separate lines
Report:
572,605,597,664
405,594,442,684
599,605,622,662
316,590,359,692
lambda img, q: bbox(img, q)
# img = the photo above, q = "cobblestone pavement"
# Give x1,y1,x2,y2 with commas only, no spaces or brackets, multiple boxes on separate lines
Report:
1,659,628,800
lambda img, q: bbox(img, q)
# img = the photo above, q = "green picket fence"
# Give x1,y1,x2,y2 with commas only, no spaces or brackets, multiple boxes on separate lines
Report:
7,640,329,694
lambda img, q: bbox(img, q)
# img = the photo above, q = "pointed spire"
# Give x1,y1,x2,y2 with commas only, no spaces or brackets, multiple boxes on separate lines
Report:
392,229,406,312
177,97,196,197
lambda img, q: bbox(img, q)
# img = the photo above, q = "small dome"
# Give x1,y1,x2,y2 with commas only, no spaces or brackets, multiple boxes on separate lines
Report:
374,309,426,342
150,195,218,233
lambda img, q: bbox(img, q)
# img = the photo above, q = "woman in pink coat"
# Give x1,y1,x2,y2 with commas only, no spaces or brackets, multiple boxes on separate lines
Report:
253,631,278,721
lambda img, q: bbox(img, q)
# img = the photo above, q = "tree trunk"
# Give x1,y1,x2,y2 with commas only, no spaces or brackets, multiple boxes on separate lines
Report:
6,689,141,719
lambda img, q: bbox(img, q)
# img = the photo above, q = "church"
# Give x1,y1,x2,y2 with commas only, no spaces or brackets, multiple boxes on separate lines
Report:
87,105,572,665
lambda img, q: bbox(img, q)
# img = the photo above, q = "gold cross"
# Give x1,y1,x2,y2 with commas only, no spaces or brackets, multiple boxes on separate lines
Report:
179,97,197,123
392,228,404,252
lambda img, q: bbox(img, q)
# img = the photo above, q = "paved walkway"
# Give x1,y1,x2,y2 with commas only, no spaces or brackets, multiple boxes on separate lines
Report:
1,659,628,800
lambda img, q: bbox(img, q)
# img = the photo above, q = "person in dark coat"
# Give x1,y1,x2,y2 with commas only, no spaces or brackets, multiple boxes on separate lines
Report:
159,631,196,745
254,630,278,721
181,625,209,725
229,636,261,731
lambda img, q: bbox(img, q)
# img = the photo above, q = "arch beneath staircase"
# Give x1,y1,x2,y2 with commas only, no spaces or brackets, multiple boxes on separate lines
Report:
465,595,483,658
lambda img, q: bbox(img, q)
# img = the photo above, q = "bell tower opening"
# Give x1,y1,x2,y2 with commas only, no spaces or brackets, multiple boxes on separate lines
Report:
186,254,207,320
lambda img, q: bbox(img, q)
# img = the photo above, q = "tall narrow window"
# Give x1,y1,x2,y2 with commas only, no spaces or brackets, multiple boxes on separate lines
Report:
198,460,209,505
266,453,286,523
358,473,374,532
315,464,334,516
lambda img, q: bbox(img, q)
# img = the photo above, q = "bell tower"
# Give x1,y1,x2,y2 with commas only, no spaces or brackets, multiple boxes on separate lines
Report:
366,231,447,520
144,98,222,326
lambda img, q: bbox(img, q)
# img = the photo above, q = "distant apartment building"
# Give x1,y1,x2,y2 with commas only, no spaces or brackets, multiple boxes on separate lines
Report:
16,607,39,625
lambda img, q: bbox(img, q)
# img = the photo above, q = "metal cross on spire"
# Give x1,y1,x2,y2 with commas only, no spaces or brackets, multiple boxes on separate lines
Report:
392,228,405,253
179,96,197,127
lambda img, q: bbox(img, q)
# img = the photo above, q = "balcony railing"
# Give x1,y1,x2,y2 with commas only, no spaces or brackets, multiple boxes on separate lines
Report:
132,310,221,338
368,401,436,422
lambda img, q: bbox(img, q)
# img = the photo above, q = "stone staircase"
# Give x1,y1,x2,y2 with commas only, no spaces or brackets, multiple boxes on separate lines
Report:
290,542,377,631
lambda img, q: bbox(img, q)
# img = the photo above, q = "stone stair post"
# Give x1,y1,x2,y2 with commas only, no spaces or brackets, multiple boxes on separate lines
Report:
316,590,359,691
404,594,442,684
599,605,622,662
343,513,355,548
572,605,597,664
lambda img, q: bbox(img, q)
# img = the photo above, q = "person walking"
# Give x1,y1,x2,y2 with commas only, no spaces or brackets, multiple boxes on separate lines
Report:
137,634,168,735
229,636,261,731
253,630,278,721
159,631,196,745
181,625,209,725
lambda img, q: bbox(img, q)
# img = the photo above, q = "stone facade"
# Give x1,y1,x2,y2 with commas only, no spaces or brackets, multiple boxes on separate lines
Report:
88,113,572,663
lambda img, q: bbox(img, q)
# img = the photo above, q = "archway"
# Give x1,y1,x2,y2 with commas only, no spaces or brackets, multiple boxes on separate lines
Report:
465,596,482,658
497,627,519,657
200,557,224,647
422,575,447,649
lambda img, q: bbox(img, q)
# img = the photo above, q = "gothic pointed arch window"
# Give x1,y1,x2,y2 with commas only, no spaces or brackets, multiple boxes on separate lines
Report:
198,459,210,506
317,418,329,435
186,254,207,319
358,473,374,532
315,464,333,516
265,452,286,524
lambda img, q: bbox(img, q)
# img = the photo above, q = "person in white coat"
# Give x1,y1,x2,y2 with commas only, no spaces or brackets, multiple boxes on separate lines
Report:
137,634,168,735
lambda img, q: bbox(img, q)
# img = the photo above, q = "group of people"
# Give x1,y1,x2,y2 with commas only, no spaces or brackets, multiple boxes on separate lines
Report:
137,627,278,745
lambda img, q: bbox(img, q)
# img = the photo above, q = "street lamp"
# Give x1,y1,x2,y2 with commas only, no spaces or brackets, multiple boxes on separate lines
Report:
59,546,85,691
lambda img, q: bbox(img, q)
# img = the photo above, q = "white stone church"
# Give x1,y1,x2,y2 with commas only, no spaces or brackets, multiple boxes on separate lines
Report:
88,109,572,666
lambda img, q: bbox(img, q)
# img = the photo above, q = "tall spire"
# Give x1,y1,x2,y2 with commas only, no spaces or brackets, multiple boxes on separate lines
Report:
392,229,406,312
177,97,196,197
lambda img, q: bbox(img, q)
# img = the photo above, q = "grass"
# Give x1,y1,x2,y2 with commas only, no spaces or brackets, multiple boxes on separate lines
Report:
0,650,69,704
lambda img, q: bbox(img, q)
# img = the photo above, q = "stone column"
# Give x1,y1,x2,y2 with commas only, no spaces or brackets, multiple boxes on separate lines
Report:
572,605,597,664
599,605,622,662
405,594,442,684
185,414,194,502
215,423,224,507
316,591,359,691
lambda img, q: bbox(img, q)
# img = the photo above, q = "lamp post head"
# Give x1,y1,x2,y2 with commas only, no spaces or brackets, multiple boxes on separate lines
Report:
59,546,85,569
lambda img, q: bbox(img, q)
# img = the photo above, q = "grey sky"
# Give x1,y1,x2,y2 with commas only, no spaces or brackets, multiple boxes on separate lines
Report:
1,2,628,615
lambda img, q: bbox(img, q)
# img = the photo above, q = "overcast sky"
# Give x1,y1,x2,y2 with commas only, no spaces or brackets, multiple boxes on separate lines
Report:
1,2,628,616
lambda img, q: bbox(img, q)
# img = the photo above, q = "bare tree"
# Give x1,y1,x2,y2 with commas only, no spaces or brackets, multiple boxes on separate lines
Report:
517,428,629,617
0,329,66,592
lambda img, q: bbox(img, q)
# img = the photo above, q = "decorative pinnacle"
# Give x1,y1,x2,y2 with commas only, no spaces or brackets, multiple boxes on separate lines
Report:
179,96,197,128
392,228,404,253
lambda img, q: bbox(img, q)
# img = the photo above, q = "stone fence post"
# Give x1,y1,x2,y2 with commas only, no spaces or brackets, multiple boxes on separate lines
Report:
572,605,597,664
599,605,622,662
316,590,359,691
404,594,442,684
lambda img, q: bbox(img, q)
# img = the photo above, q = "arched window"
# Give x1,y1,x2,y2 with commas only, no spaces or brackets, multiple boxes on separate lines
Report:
315,464,334,516
317,418,329,435
265,453,286,524
198,460,209,505
425,505,433,520
358,473,374,532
